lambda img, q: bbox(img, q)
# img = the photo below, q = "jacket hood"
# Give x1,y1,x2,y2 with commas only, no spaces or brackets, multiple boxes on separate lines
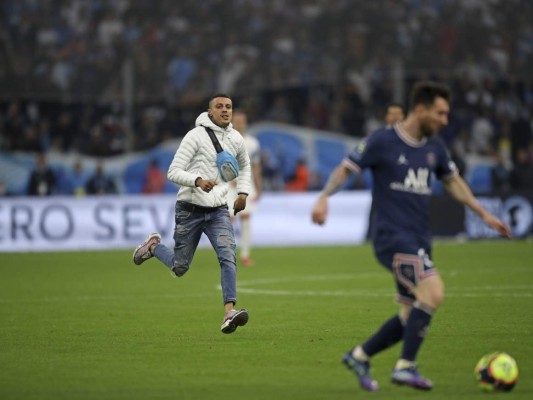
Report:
195,112,233,132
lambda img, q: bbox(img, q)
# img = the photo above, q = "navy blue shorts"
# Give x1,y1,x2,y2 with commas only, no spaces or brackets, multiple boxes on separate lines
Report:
375,244,439,305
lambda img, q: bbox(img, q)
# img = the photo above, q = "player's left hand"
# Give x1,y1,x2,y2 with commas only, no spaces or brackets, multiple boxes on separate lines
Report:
311,196,328,225
233,194,248,215
483,214,512,239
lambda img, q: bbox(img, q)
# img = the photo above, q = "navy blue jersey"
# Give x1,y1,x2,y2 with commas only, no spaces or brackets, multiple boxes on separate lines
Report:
343,125,457,253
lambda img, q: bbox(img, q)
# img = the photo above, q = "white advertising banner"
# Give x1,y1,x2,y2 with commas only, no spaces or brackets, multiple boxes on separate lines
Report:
0,192,372,252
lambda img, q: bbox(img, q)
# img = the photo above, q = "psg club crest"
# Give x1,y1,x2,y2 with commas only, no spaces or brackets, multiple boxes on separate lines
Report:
426,152,436,167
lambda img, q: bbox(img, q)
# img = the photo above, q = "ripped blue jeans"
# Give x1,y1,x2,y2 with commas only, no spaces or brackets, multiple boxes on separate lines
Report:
153,201,237,305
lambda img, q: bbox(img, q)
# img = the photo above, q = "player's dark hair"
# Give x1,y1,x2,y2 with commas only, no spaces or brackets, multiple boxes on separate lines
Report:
408,82,451,110
208,93,232,108
387,102,404,110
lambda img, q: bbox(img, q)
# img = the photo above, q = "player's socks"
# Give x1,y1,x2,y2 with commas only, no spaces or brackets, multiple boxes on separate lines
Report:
361,314,404,357
395,359,416,370
400,303,433,361
352,345,369,361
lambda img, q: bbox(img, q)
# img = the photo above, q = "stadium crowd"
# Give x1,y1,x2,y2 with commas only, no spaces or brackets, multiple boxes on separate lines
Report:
1,0,532,193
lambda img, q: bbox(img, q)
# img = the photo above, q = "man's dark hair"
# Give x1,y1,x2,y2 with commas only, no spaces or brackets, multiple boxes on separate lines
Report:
408,81,451,110
208,93,232,108
387,102,404,110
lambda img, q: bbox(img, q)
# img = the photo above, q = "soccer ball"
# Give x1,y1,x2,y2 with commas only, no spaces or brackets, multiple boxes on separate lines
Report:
474,352,519,392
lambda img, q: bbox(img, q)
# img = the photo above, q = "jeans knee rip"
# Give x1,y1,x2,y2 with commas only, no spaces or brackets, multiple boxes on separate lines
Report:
217,234,235,247
175,225,189,235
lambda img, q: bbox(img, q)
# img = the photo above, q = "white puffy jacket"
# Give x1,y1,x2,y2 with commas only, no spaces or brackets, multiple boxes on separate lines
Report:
167,112,252,207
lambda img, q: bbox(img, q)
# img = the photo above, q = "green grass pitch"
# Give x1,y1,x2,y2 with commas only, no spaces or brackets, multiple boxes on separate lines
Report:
1,240,532,400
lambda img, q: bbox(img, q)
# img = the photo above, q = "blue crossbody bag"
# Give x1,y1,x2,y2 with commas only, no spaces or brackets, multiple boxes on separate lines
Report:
205,127,239,182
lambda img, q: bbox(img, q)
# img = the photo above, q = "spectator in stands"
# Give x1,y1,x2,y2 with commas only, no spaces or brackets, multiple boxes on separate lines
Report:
384,103,405,127
61,160,88,196
339,84,367,137
2,101,26,151
52,111,77,152
133,110,164,152
216,41,259,93
20,123,46,153
142,159,166,194
491,153,511,192
86,162,117,195
260,149,284,191
285,158,311,191
510,114,532,164
1,0,533,157
85,115,128,157
468,108,496,155
27,153,58,196
166,48,197,96
302,90,329,130
102,115,129,156
264,95,294,124
0,181,14,196
509,148,533,190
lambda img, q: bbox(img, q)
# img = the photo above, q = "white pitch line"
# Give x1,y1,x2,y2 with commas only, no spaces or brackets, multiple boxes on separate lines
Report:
228,274,533,298
2,275,531,304
236,287,532,298
238,288,393,297
236,273,378,287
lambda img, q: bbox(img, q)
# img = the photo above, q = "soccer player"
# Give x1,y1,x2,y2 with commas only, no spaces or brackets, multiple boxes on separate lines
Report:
228,110,262,266
132,94,252,334
385,103,405,127
311,82,511,391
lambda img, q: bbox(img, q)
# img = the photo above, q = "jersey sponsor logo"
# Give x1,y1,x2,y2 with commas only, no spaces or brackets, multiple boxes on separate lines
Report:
389,168,431,194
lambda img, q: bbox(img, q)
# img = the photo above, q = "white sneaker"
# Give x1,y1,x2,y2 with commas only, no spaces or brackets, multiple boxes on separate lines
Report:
132,233,161,265
220,309,249,334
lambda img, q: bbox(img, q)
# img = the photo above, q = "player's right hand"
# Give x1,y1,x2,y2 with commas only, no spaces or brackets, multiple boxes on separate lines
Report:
197,178,217,193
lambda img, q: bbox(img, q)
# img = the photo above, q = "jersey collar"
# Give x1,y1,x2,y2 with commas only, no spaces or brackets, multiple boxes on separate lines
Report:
394,123,427,147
